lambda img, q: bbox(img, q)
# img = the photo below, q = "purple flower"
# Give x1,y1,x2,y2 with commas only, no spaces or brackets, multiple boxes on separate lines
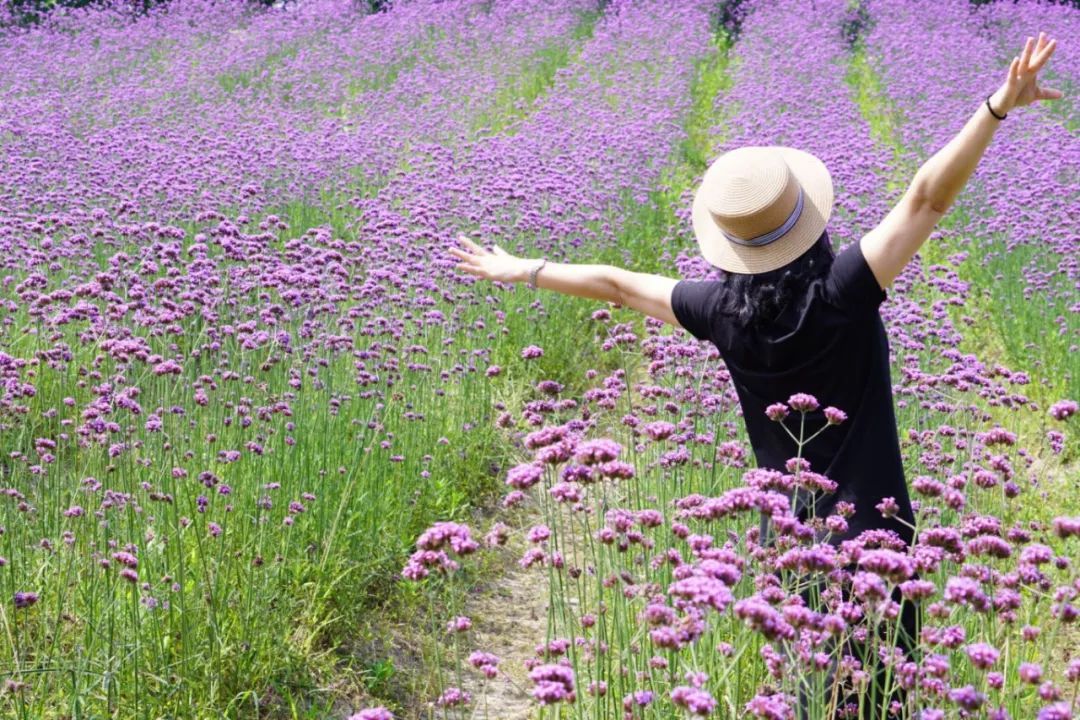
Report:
415,522,478,556
623,690,654,708
446,616,471,633
858,549,914,583
734,597,795,641
1066,659,1080,683
521,345,544,360
1048,399,1077,421
949,685,986,711
671,685,716,715
536,380,563,395
899,579,936,602
549,482,583,504
502,491,526,508
506,462,544,490
526,524,551,544
484,522,510,548
643,420,677,441
823,406,847,424
1037,703,1072,720
1052,517,1080,539
434,687,470,707
786,393,819,412
573,438,622,466
468,651,500,678
944,577,990,612
13,592,38,609
745,692,794,720
765,403,789,421
348,709,393,720
1020,663,1043,684
875,496,900,518
112,551,138,568
669,574,735,613
529,663,575,705
964,642,1000,670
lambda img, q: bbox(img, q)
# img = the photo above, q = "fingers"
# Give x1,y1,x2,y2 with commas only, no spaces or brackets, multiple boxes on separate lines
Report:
457,232,496,255
1018,35,1034,75
1007,56,1020,84
1037,85,1064,101
1034,31,1047,56
491,245,508,256
451,246,477,263
1031,37,1056,72
1017,32,1056,76
449,247,487,277
456,233,487,253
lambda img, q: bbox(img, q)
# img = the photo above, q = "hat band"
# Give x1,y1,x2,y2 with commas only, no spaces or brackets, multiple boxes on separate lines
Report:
720,187,804,248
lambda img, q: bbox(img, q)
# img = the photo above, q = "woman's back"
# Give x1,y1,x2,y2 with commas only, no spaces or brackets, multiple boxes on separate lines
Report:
671,235,916,546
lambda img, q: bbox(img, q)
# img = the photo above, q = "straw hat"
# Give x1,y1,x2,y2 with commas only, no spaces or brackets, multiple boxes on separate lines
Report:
691,146,834,274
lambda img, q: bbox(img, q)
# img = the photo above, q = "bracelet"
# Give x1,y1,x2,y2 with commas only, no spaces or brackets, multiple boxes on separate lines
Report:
985,95,1007,121
527,258,547,289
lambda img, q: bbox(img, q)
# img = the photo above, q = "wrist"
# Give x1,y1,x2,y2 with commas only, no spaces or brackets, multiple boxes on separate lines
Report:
989,86,1013,116
517,257,544,286
511,258,531,284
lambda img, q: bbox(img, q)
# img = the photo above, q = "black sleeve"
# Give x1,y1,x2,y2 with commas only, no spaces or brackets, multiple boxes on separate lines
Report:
671,279,721,342
826,237,887,313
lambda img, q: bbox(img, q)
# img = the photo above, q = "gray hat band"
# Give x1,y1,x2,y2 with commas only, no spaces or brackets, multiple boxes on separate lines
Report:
721,187,804,248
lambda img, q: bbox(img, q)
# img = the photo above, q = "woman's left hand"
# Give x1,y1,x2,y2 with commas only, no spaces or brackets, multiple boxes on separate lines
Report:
993,31,1062,114
448,234,531,283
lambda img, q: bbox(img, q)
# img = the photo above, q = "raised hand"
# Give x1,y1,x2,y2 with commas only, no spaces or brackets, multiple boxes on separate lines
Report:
448,234,531,283
997,31,1062,114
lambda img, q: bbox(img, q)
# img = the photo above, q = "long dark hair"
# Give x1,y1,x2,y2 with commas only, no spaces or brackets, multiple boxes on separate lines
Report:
717,229,835,330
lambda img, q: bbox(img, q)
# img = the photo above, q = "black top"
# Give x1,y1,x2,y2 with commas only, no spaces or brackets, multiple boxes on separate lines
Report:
671,238,915,546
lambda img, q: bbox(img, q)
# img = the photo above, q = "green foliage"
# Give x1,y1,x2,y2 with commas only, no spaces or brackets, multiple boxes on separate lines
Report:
956,232,1079,403
361,657,396,695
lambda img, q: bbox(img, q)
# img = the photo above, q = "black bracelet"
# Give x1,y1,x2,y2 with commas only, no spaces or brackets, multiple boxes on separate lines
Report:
985,95,1007,121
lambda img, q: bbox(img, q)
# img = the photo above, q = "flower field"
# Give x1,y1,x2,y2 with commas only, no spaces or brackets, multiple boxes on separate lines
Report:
0,0,1077,718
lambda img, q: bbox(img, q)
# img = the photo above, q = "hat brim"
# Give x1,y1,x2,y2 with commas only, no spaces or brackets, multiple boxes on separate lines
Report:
691,146,833,274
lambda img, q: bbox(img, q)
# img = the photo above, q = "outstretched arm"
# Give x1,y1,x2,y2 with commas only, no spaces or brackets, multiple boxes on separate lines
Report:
861,31,1061,290
448,236,682,327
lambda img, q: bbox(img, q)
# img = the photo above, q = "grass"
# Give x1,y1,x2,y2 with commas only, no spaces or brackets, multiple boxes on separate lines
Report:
954,231,1079,402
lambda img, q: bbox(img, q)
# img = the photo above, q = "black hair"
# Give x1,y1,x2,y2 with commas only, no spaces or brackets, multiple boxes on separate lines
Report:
716,229,835,330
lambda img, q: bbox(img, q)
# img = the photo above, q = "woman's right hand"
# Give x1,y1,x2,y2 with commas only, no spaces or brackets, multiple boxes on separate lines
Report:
448,234,532,284
991,31,1062,115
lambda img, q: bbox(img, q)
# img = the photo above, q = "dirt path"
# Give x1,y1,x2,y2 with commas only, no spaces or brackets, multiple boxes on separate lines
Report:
450,518,550,720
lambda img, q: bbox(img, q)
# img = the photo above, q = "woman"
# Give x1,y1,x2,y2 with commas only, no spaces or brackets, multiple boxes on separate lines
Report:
450,32,1060,717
